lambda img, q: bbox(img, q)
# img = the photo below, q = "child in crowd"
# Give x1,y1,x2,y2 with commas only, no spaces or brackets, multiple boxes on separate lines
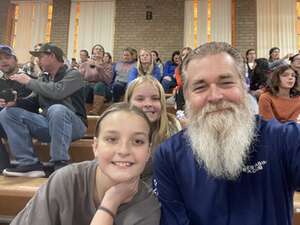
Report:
103,52,112,64
10,103,160,225
127,48,161,84
125,76,181,180
259,65,300,122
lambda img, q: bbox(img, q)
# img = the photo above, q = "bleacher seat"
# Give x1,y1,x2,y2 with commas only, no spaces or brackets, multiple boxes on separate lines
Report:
294,192,300,225
0,176,47,223
34,139,94,162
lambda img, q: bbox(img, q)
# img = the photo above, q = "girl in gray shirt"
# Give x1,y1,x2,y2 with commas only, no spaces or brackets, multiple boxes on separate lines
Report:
11,103,160,225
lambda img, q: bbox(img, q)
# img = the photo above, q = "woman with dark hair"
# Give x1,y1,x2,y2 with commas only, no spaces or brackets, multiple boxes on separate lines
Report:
290,53,300,75
161,50,181,92
151,50,163,77
79,44,113,115
268,47,292,72
245,49,256,87
259,65,300,122
103,52,112,64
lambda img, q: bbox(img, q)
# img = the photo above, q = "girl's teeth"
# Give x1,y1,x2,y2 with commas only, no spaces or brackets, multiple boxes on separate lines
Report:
114,162,131,167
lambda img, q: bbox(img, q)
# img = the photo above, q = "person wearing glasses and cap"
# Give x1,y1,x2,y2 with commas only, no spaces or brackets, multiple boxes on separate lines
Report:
0,43,87,177
0,45,33,172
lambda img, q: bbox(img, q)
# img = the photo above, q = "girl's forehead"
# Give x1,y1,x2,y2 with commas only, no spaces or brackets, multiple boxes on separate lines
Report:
134,82,159,94
98,111,150,133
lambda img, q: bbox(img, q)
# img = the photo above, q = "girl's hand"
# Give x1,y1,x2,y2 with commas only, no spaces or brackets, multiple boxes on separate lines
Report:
100,179,139,214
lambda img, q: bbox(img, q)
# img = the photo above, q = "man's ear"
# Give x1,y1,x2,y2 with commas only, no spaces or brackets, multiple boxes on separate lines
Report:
183,85,189,100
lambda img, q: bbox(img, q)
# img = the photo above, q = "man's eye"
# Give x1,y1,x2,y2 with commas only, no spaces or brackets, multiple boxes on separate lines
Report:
193,86,206,92
220,81,235,87
105,137,117,143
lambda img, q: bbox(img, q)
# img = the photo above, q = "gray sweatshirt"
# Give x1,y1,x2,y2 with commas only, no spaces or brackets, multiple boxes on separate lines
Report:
11,161,161,225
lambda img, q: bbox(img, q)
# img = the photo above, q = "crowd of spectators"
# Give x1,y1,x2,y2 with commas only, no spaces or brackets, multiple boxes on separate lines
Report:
1,41,300,225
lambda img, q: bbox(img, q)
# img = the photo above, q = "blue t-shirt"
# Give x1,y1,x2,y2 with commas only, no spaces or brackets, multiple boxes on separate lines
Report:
127,65,161,84
153,116,300,225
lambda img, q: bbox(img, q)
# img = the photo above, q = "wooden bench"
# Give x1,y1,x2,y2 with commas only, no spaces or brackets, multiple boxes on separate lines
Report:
84,115,99,138
85,102,112,117
0,176,47,221
34,139,94,162
294,192,300,225
3,139,95,164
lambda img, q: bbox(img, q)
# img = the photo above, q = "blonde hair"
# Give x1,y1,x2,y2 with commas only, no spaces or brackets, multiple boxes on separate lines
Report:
136,49,154,76
125,76,181,148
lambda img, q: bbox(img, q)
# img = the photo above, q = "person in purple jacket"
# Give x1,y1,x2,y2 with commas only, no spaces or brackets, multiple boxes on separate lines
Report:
153,42,300,225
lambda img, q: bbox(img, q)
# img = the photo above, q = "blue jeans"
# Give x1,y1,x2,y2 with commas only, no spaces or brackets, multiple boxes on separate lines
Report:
0,104,86,165
112,81,126,102
161,78,176,93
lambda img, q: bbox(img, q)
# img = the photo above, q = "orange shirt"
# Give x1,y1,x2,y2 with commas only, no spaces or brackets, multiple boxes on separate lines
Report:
258,91,300,122
175,66,183,89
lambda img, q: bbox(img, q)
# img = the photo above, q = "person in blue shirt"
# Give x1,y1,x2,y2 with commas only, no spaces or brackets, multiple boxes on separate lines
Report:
161,50,181,92
153,42,300,225
127,48,161,85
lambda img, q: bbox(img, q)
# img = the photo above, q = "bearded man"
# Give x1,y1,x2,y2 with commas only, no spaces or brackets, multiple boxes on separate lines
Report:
153,42,300,225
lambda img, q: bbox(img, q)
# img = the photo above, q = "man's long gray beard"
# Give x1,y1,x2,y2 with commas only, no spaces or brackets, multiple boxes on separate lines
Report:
186,95,256,180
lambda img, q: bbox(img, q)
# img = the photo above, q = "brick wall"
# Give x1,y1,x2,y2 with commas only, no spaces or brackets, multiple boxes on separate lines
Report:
235,0,257,57
50,0,71,54
113,0,184,62
0,0,12,45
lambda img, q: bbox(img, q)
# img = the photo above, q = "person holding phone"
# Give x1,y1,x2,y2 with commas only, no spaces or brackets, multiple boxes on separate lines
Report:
0,45,33,171
79,44,113,115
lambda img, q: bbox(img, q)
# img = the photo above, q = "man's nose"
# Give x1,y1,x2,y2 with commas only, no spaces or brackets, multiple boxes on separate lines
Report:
207,85,223,103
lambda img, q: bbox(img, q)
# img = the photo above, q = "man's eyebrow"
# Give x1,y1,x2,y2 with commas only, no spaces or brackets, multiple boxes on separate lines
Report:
219,73,235,80
191,79,206,87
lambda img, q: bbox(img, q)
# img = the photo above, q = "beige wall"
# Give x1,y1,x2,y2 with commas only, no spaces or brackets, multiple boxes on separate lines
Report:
113,0,184,62
0,0,13,46
236,0,257,56
50,0,71,55
0,0,258,60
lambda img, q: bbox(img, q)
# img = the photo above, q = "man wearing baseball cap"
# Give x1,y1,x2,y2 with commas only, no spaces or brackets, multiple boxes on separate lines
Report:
0,45,33,172
0,43,87,177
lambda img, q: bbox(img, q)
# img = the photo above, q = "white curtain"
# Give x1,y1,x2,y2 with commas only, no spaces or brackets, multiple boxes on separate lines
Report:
11,0,50,63
257,0,297,58
211,0,231,43
68,0,115,60
197,0,209,45
194,0,231,46
184,0,194,48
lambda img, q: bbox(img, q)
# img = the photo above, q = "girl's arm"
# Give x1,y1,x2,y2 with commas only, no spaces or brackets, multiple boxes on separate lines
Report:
90,179,139,225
